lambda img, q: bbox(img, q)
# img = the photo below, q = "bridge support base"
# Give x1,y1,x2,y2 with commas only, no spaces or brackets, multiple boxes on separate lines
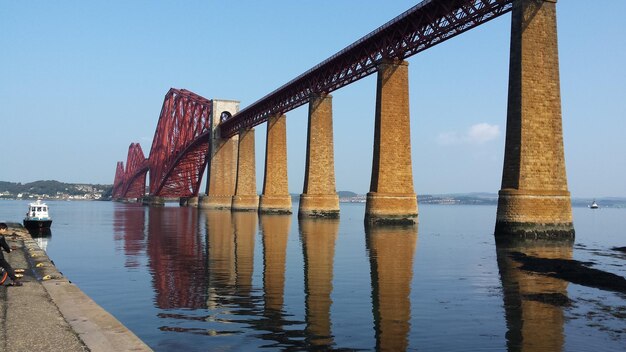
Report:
298,194,339,219
259,195,292,215
179,197,199,207
495,190,574,239
365,193,417,225
199,195,233,210
232,195,260,212
142,196,164,207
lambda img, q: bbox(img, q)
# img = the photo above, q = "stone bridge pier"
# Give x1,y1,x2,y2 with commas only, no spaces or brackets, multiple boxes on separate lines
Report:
365,60,418,225
496,0,574,239
191,0,572,237
199,100,240,210
299,93,340,218
259,114,292,214
232,128,259,211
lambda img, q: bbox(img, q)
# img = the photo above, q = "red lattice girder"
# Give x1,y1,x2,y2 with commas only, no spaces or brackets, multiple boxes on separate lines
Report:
147,207,206,308
112,161,125,199
220,0,514,137
149,88,212,197
122,143,149,199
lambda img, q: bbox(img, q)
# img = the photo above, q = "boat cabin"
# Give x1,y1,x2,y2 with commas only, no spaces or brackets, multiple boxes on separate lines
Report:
23,199,53,230
27,201,50,219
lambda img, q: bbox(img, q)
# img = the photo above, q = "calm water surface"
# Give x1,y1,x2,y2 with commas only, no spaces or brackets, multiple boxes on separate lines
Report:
1,200,625,351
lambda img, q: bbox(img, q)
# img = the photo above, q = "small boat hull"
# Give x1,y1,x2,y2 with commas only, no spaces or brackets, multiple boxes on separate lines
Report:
23,219,53,229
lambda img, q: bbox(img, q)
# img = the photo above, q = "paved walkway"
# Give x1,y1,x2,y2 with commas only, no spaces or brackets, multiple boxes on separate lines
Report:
0,224,153,352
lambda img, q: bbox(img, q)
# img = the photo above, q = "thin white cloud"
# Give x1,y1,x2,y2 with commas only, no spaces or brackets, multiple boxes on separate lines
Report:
467,123,500,144
437,123,500,146
437,131,462,146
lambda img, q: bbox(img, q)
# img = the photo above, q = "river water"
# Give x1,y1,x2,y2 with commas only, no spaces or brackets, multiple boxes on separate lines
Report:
1,200,625,351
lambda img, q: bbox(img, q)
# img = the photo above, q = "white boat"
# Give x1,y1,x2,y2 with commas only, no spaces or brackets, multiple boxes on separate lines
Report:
589,200,599,209
23,200,53,229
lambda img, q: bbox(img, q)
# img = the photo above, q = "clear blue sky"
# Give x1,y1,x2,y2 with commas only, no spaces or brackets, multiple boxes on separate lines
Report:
1,1,624,197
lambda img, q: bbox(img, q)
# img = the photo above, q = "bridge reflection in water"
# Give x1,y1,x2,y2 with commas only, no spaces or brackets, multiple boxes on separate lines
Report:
496,238,573,351
366,224,417,352
114,204,419,350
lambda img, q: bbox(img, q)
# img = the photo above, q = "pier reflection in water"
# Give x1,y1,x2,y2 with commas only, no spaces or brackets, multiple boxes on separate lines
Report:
366,224,417,352
300,218,338,349
148,207,206,310
111,204,419,351
113,203,146,269
496,238,573,352
95,203,626,351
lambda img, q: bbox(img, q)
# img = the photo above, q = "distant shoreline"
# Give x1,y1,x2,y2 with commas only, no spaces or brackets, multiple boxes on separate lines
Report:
2,180,625,209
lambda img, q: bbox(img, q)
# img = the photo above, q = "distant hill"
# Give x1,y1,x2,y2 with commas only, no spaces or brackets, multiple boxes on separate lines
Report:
0,180,112,200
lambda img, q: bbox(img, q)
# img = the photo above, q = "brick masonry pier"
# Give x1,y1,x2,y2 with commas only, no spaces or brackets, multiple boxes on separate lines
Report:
201,100,240,210
496,0,574,239
0,224,152,352
259,114,293,214
299,93,340,218
365,60,418,225
232,128,260,211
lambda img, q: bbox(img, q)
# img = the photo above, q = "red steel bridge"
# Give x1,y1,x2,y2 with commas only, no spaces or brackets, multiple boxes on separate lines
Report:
113,88,212,199
113,0,514,200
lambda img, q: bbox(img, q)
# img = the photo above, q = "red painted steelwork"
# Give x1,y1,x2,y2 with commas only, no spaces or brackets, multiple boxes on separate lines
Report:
122,143,149,199
148,88,212,197
112,161,125,199
220,0,513,137
147,206,206,308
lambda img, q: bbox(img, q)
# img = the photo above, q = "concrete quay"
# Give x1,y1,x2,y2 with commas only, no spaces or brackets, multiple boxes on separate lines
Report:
0,224,152,352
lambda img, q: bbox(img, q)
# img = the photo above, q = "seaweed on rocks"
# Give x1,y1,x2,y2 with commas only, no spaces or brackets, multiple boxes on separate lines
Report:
509,251,626,294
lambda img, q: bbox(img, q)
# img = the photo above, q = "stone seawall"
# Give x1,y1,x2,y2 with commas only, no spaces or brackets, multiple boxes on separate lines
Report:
1,224,153,352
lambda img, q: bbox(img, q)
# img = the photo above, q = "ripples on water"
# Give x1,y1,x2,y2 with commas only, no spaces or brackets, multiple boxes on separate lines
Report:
1,200,625,351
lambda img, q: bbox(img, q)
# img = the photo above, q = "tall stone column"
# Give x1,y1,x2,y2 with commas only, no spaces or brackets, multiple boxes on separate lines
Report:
199,100,239,210
232,128,259,211
496,0,574,239
366,60,418,225
259,113,292,214
299,93,340,218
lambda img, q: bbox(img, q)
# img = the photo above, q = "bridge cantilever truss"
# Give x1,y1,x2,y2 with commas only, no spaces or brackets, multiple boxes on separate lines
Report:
112,143,149,199
220,0,513,137
123,143,149,198
148,88,212,198
112,161,125,199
